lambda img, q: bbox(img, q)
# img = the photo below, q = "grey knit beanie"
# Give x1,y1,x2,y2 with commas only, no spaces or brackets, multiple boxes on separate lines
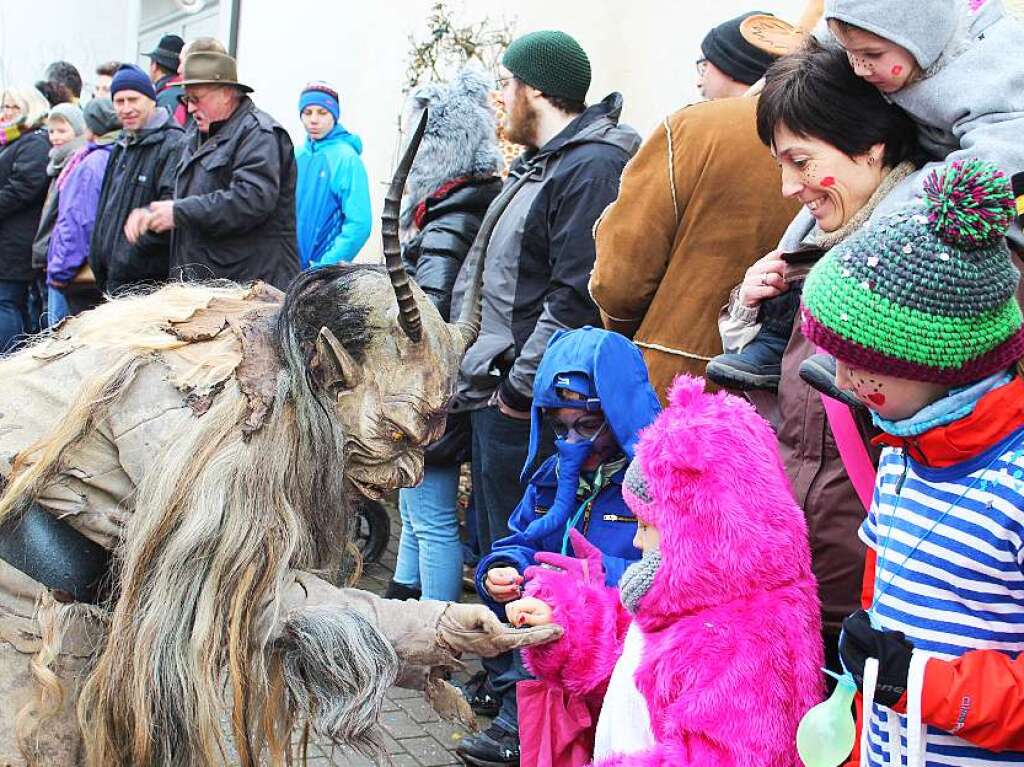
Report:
48,102,85,136
502,30,591,102
83,98,121,135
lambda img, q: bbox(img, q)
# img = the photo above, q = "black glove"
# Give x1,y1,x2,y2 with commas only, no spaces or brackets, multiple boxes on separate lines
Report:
839,609,914,707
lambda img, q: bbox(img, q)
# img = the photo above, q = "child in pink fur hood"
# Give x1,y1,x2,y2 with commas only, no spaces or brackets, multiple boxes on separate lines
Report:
508,376,824,765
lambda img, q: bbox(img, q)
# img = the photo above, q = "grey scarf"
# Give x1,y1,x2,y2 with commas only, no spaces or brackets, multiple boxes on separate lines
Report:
619,551,662,614
46,136,84,177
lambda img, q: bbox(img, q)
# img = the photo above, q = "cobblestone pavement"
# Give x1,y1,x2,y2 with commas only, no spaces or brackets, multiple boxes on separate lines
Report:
306,501,484,767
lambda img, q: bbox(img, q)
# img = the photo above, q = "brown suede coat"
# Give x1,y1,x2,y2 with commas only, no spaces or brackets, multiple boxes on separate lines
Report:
590,96,800,400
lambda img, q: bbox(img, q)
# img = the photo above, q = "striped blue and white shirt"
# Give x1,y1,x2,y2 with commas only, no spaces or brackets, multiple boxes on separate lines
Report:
861,429,1024,766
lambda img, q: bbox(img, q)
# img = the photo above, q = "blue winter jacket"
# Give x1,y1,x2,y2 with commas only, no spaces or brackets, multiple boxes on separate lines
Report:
475,457,640,613
475,326,662,613
295,124,371,268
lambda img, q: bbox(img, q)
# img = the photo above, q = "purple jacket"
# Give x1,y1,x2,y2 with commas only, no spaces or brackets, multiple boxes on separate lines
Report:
47,143,112,286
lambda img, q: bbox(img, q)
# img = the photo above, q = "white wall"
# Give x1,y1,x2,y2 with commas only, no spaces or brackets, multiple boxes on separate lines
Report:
236,0,809,259
0,0,136,95
3,0,810,259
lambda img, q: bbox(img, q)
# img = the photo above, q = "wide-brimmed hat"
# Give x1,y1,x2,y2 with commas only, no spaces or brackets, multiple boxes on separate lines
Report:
180,51,253,93
145,34,184,73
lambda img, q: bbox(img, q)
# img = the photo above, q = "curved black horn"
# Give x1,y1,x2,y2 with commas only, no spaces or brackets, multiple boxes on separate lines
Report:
383,108,429,342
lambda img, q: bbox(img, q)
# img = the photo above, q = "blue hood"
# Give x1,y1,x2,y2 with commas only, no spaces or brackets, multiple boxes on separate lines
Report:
522,327,661,480
306,123,363,154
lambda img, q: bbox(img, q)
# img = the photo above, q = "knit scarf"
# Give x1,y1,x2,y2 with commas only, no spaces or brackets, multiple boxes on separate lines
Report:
55,130,118,192
0,122,24,148
47,136,85,178
808,161,917,251
620,551,662,614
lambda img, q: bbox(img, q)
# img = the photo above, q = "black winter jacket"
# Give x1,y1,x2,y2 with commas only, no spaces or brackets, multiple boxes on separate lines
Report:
89,111,185,294
0,129,51,282
451,94,641,412
402,176,501,320
170,97,300,290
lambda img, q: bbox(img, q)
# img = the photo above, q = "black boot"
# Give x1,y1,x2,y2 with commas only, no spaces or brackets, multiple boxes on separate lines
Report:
799,353,864,409
383,580,422,600
706,323,791,391
706,286,801,391
456,669,501,717
456,722,520,766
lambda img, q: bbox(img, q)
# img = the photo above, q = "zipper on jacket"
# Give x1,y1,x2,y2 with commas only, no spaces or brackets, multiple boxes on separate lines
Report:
581,500,595,536
602,513,637,523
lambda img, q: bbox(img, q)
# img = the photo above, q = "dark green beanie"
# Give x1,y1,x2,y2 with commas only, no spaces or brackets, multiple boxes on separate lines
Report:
502,30,591,103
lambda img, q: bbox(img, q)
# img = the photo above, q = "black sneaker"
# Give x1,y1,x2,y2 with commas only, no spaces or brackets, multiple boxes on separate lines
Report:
456,723,520,766
456,669,500,717
798,353,864,409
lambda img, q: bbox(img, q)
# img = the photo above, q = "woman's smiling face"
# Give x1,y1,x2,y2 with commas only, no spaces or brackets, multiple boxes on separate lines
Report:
773,124,886,233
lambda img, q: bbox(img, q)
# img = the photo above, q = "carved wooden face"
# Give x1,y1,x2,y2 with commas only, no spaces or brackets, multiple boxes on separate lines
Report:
315,274,462,501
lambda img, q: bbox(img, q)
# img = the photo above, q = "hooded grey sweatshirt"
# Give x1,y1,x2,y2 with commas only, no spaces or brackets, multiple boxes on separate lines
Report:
822,0,1024,244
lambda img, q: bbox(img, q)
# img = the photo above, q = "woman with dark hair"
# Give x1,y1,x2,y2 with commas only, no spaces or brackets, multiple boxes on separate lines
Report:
714,40,923,677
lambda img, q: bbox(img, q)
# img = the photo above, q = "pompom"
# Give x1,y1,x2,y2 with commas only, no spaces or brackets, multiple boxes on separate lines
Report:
923,159,1014,249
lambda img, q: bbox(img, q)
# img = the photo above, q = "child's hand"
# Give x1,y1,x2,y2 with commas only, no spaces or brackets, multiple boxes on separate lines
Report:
506,596,554,628
484,566,523,603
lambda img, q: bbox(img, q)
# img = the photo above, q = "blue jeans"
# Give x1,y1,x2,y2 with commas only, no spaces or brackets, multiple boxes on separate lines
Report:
47,286,69,327
483,649,530,736
394,464,463,601
0,279,30,354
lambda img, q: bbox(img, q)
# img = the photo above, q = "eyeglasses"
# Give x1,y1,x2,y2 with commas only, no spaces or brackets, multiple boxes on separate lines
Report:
548,412,607,441
695,57,708,77
177,88,221,107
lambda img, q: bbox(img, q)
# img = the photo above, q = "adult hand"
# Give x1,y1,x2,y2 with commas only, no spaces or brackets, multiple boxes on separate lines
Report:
484,566,523,603
491,389,531,420
738,249,788,308
145,200,176,234
436,602,562,657
839,609,914,708
506,596,553,628
123,207,152,245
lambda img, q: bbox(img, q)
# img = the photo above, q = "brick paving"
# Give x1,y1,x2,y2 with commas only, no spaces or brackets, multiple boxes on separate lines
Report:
305,501,484,767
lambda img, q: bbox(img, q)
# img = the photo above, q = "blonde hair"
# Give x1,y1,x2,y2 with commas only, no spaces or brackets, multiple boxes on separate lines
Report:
2,86,50,129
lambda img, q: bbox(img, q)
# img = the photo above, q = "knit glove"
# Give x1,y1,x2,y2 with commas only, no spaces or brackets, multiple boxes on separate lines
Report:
436,602,562,657
839,609,914,707
526,529,606,586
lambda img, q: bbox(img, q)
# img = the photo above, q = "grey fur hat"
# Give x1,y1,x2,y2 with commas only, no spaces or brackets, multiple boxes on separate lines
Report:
401,67,503,228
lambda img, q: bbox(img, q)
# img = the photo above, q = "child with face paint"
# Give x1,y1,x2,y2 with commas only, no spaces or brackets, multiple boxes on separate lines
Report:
507,375,823,765
802,160,1024,764
823,0,1024,241
457,326,660,766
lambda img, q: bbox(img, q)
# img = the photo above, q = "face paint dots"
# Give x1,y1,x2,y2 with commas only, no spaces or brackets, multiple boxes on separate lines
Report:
821,176,836,188
890,65,903,77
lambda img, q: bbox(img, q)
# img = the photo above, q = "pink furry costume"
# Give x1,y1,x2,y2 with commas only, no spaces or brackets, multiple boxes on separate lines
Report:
522,377,824,766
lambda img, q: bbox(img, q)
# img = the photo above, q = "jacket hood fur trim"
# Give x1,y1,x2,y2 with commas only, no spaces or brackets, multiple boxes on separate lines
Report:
400,67,503,229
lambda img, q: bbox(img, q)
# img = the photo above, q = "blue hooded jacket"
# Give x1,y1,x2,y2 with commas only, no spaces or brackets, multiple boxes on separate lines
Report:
295,123,371,268
475,327,661,612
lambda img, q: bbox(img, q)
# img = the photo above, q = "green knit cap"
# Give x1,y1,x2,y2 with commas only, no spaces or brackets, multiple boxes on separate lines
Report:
502,30,591,102
801,159,1024,385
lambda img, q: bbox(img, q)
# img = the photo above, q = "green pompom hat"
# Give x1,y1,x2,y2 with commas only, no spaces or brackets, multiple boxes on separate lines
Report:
801,159,1024,385
501,30,591,103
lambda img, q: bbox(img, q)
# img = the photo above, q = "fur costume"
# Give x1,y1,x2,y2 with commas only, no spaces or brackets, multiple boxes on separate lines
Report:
0,112,560,767
522,377,824,766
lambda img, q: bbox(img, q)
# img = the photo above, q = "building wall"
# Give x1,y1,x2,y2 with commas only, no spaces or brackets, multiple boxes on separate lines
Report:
236,0,810,259
3,0,811,260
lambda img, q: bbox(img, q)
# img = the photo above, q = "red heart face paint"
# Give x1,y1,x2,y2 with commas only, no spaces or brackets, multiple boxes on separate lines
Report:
890,65,903,76
821,176,836,187
867,392,886,406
